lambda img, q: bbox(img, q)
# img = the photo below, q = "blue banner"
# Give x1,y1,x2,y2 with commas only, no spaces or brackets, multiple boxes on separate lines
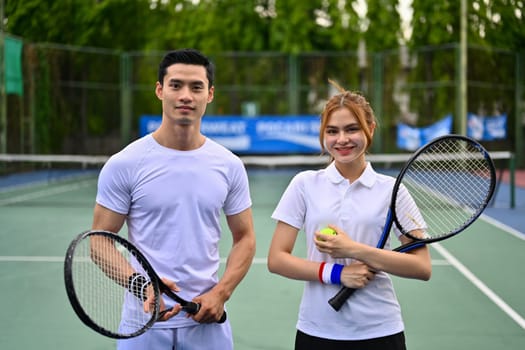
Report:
139,115,321,154
397,115,453,151
467,113,507,141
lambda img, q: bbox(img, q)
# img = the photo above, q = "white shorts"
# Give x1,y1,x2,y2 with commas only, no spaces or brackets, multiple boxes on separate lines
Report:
116,322,233,350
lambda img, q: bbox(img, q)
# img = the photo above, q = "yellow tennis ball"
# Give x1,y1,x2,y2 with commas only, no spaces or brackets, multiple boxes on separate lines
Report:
320,227,337,235
319,227,337,237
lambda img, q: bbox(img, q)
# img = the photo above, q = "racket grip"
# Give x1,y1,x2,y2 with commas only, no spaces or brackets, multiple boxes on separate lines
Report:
328,287,357,311
183,302,228,324
157,302,200,320
182,301,201,314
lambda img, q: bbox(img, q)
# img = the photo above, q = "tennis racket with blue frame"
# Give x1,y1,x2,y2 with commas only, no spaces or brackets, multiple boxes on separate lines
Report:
328,134,496,311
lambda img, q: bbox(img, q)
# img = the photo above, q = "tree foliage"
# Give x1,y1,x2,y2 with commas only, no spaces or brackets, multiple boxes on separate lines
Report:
4,0,522,57
2,0,523,154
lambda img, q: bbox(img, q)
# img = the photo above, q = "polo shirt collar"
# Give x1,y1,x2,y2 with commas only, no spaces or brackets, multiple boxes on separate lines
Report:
326,161,376,188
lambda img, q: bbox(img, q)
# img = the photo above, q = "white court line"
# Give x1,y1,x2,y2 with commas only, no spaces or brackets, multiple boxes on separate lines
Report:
0,180,94,206
0,257,267,264
0,256,449,265
2,180,523,329
0,256,65,262
480,213,525,240
10,251,523,331
433,242,525,330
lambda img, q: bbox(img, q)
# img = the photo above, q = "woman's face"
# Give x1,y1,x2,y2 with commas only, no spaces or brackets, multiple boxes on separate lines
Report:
323,107,374,165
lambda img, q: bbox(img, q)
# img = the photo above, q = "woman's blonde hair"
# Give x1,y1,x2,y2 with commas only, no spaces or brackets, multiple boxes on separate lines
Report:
319,79,377,154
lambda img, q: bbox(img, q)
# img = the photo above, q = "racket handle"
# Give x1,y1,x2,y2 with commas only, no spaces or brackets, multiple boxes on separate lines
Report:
182,301,201,314
183,302,228,324
218,311,227,323
328,287,357,311
158,302,200,319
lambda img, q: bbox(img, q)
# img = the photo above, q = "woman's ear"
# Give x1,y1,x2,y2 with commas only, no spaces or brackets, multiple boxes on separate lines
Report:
369,121,377,136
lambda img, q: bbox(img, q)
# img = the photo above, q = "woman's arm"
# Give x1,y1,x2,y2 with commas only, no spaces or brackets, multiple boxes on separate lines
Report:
268,221,376,289
268,221,320,281
315,226,432,281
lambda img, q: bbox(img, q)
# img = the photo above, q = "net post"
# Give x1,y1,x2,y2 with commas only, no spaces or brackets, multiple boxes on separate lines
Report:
510,153,515,209
0,0,6,154
120,53,132,147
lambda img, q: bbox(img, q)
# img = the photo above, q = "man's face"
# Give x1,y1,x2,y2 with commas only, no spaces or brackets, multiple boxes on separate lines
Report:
155,63,214,126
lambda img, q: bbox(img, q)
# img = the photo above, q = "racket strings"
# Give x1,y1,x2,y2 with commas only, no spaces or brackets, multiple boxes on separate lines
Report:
70,235,154,337
397,138,493,239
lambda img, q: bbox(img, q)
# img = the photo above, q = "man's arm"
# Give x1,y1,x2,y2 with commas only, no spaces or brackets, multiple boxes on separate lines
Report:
192,207,256,323
91,203,127,233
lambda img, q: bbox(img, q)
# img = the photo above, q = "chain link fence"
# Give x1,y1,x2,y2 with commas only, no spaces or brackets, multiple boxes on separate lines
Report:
3,40,524,164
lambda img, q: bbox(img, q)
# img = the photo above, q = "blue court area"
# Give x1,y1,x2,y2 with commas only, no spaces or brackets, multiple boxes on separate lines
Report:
0,166,524,349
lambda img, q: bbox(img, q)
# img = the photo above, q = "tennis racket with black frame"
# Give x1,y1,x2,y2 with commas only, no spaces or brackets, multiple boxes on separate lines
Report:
64,229,226,339
328,134,496,311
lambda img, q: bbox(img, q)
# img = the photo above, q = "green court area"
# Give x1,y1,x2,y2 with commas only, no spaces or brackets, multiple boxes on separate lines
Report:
0,169,524,349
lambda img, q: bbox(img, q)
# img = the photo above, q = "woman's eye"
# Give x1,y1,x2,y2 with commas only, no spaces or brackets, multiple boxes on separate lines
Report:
345,127,361,133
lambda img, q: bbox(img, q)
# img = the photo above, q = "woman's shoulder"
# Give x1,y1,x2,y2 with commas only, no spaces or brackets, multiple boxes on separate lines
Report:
290,168,329,185
369,170,397,193
373,171,396,182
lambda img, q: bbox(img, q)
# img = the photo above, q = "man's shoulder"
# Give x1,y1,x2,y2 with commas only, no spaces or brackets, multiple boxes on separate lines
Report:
204,137,242,160
107,135,152,164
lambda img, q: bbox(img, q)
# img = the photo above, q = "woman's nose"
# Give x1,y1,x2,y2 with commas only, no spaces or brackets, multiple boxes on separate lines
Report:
337,132,348,143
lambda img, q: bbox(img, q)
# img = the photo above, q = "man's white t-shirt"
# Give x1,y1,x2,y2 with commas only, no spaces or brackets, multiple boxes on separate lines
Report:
96,134,251,328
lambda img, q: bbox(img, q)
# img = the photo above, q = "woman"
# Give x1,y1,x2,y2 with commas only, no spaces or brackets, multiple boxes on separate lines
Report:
267,80,431,350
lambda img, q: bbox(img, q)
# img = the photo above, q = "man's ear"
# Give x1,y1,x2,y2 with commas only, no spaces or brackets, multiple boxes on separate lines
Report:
155,82,163,100
207,86,215,103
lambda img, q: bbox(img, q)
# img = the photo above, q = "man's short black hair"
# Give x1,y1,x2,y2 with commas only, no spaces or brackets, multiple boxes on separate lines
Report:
158,48,215,87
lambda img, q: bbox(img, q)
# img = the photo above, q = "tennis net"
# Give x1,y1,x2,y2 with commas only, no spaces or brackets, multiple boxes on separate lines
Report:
0,152,516,207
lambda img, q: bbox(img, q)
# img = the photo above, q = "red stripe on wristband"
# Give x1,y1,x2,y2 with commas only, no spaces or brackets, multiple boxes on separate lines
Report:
318,262,326,284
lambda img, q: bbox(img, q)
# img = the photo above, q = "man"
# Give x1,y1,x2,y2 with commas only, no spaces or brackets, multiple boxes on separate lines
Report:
92,48,256,349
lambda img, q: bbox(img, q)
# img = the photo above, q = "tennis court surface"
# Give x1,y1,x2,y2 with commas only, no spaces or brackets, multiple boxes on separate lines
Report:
0,158,524,349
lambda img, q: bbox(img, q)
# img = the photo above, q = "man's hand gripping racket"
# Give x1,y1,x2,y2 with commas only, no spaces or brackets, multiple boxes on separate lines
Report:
328,135,496,311
64,230,226,339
